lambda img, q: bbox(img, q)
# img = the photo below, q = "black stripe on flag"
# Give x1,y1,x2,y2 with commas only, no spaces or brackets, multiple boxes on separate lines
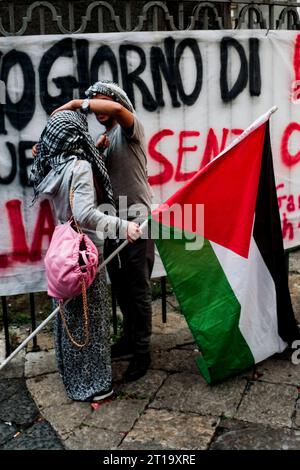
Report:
253,122,299,344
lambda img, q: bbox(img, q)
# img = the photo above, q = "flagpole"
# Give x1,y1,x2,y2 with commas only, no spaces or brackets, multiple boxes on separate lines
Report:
205,105,279,168
0,219,149,371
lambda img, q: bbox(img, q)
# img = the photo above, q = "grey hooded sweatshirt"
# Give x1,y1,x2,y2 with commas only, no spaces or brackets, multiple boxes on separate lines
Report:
35,157,128,251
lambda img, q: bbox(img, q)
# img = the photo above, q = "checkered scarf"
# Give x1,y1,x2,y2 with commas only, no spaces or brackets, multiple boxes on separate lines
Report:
30,110,115,209
85,80,134,112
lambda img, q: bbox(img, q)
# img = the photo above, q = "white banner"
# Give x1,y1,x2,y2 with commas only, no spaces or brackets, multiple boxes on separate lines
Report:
1,30,300,295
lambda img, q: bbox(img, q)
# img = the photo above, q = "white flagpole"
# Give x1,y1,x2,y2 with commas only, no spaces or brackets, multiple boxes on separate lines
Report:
0,219,149,371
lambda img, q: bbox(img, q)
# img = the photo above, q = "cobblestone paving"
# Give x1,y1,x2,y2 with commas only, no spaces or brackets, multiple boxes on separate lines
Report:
0,251,300,450
0,353,63,449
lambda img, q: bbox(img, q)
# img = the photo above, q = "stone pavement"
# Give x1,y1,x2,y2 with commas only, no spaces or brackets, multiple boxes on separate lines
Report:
1,252,300,450
0,343,63,449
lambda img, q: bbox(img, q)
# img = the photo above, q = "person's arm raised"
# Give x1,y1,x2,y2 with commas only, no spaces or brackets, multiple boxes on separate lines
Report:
50,99,80,115
51,99,134,128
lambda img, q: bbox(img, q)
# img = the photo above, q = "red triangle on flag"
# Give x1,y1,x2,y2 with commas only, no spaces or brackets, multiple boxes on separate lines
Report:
152,123,266,259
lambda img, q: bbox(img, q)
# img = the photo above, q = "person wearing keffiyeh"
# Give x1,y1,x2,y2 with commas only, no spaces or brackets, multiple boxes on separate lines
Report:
52,80,154,383
30,110,115,208
30,110,140,402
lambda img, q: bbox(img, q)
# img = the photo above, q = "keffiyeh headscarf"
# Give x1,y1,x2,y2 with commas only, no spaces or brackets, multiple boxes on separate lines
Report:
85,80,134,112
30,110,115,208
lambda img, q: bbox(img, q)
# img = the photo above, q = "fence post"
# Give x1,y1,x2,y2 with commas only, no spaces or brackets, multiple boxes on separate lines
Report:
29,293,40,352
111,287,118,336
1,296,11,357
161,276,167,323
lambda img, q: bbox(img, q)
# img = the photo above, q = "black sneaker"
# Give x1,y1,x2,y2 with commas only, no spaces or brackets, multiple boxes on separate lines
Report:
124,352,151,382
111,338,134,360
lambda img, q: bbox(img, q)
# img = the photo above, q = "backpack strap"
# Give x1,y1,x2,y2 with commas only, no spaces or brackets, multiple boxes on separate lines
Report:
69,187,83,234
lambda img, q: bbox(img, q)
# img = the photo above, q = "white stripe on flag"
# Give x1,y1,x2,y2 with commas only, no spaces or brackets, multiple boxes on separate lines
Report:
211,238,286,363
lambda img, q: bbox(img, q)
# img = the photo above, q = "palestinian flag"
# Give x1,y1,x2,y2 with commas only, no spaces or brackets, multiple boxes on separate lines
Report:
151,108,299,384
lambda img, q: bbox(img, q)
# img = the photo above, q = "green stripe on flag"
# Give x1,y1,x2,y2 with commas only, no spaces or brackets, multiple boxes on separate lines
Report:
152,219,254,383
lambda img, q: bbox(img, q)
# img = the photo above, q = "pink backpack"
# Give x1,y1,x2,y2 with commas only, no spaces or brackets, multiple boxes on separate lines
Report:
44,221,98,300
44,187,99,348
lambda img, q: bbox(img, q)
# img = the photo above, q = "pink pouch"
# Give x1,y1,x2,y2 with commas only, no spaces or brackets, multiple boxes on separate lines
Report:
44,220,98,301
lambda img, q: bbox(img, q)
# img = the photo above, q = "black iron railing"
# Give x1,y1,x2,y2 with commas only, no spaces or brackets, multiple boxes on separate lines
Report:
0,1,299,36
1,279,168,357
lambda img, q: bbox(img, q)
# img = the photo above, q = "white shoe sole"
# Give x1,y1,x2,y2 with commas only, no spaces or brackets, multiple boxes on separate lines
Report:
92,389,114,401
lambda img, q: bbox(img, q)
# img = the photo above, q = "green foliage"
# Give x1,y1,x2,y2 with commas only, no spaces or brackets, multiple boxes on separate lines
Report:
116,390,147,400
151,278,173,300
110,314,123,343
8,328,22,351
0,292,52,329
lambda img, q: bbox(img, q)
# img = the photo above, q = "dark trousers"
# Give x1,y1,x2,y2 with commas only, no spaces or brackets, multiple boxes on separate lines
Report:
105,237,154,354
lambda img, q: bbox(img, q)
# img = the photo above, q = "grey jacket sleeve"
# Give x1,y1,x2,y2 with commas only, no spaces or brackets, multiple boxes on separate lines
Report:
71,160,128,239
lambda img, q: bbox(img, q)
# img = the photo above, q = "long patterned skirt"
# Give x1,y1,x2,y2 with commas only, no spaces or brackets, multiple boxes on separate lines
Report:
54,269,111,401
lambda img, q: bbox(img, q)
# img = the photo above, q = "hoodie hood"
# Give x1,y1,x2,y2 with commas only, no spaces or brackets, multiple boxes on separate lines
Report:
34,158,76,199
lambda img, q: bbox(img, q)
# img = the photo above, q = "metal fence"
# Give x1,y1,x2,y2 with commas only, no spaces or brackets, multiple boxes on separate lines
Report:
0,1,299,36
0,0,299,356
